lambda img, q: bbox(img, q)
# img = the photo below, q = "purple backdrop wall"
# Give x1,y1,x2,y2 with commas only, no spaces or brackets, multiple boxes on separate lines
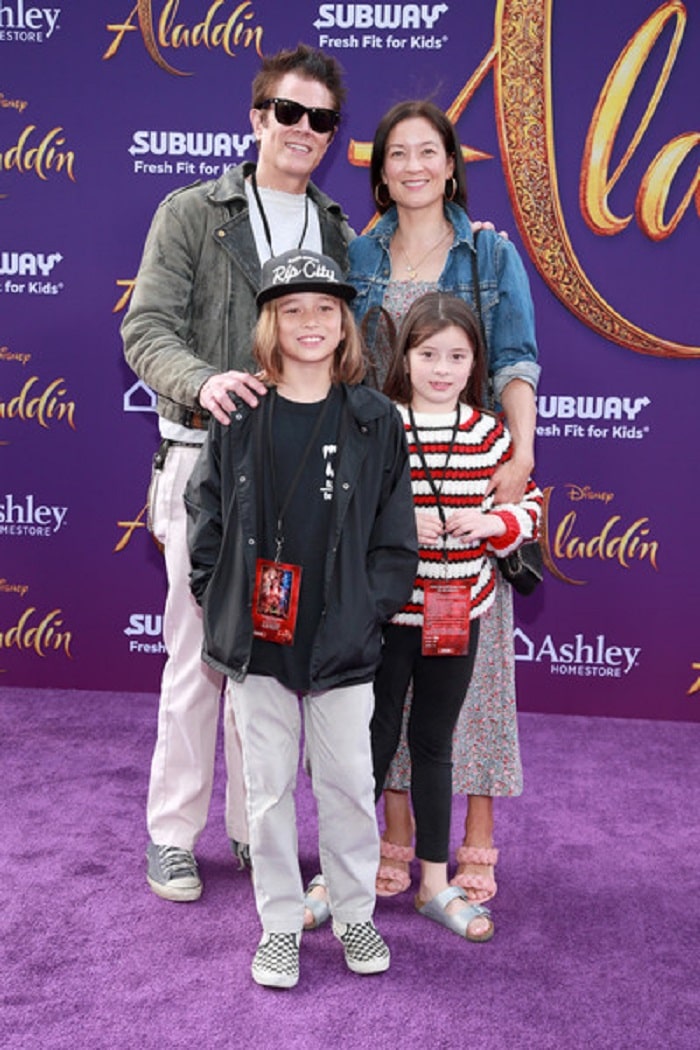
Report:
2,1,698,721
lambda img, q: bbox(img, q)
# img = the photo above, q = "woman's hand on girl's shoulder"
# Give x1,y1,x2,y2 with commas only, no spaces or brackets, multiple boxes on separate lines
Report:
487,458,532,505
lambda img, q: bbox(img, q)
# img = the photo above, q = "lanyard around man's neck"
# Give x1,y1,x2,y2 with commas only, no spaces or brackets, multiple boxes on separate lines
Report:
250,169,310,257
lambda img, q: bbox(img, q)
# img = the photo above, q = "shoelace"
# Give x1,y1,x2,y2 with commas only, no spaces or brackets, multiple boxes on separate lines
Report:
158,846,196,877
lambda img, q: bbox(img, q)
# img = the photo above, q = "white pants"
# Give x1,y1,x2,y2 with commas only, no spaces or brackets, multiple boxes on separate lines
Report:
147,443,248,850
230,675,380,933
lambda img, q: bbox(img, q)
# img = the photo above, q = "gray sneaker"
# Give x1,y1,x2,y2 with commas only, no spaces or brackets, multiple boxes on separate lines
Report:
251,932,300,989
332,919,390,975
146,842,202,902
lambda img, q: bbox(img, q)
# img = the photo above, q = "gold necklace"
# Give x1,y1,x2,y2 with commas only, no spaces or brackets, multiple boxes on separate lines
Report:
394,227,451,280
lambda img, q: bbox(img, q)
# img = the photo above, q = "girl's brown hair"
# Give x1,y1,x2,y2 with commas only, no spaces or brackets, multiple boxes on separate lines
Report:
383,292,486,407
253,297,366,386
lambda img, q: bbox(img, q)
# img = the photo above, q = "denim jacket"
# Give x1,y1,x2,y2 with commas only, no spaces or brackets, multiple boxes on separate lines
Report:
122,162,354,428
347,203,540,403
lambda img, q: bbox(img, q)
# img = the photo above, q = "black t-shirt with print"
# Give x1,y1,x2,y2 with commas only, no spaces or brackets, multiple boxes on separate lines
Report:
248,386,343,692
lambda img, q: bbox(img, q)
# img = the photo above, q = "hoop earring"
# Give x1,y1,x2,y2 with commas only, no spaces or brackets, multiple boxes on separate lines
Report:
445,177,457,202
374,182,392,208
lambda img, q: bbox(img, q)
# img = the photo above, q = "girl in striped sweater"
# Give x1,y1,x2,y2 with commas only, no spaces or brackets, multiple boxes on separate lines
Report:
371,291,542,942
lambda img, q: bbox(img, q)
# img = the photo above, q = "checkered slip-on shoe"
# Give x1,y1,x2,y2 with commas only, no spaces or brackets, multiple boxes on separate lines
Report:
251,932,300,989
146,842,202,902
332,919,390,975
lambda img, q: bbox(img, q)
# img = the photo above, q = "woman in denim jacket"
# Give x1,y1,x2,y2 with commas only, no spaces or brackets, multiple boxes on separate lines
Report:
347,99,541,921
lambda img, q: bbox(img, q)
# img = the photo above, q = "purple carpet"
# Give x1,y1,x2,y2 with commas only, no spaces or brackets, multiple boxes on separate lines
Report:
2,686,698,1049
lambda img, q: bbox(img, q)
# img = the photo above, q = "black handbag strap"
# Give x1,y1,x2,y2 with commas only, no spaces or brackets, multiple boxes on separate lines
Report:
469,230,485,341
471,234,543,593
469,231,494,410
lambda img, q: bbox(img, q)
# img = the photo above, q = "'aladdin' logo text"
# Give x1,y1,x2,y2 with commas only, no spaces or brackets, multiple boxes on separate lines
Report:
0,125,76,185
0,607,73,662
103,0,264,76
0,377,76,430
540,486,659,585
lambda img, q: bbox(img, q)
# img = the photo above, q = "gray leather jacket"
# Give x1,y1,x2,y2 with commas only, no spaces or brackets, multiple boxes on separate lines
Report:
122,162,354,428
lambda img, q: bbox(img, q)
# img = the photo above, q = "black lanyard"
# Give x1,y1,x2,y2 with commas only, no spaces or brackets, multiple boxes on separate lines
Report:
408,405,461,562
267,388,333,561
250,170,310,258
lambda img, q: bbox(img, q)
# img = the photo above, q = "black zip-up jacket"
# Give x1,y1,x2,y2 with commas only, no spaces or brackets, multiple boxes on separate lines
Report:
185,384,418,691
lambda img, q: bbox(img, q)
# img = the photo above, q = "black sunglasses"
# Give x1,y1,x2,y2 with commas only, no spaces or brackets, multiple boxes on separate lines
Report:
257,97,340,135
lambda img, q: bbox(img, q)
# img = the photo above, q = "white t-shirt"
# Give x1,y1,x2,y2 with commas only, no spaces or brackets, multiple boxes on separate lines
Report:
245,179,322,262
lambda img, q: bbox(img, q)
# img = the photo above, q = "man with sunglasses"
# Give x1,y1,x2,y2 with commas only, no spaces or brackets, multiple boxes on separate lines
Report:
122,44,353,909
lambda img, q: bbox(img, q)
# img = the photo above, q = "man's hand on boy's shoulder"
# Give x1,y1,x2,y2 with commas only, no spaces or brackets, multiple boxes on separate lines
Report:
198,370,268,423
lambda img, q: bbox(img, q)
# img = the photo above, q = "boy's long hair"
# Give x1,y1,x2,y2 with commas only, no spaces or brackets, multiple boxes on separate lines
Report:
253,299,366,386
383,292,487,408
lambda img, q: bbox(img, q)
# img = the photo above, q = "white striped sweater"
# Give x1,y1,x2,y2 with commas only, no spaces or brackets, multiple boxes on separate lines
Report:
392,403,543,626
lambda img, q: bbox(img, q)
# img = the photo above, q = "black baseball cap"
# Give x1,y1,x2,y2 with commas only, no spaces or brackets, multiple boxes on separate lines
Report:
256,249,356,309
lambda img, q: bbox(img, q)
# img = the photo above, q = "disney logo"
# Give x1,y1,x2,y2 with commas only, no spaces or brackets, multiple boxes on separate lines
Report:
565,485,615,504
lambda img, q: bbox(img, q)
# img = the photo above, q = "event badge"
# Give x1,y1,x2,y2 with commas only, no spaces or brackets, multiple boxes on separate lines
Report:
252,558,302,645
421,580,472,656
